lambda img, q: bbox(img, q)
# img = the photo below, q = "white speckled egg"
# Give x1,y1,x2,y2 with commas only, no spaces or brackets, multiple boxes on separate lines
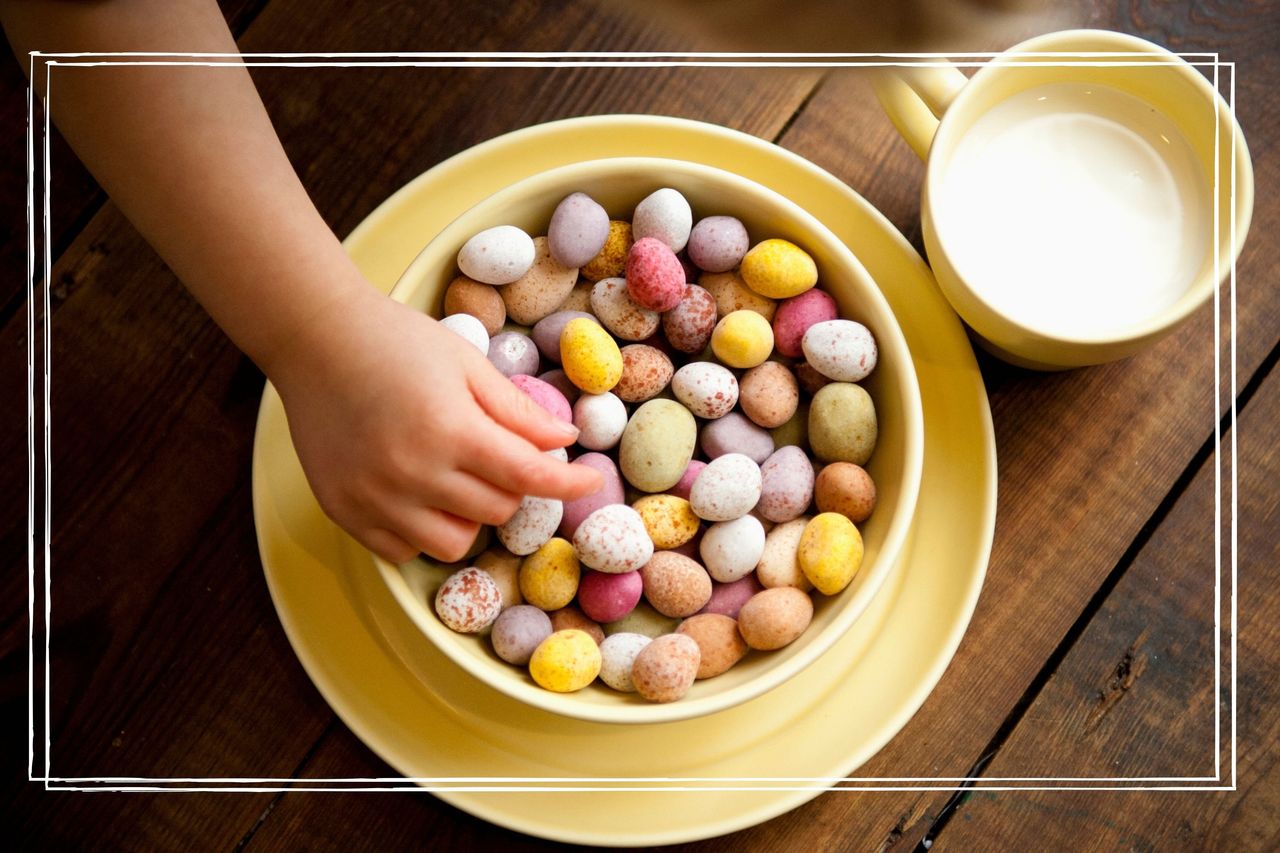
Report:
757,445,815,523
497,495,563,556
689,453,762,522
572,504,654,574
457,225,536,285
573,391,628,451
632,187,693,252
700,515,767,583
801,319,878,382
438,313,489,355
598,631,652,692
434,567,503,633
590,277,660,341
671,362,739,420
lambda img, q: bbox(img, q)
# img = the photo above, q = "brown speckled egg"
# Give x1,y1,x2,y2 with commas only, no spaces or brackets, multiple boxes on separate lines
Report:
640,551,713,618
434,567,503,633
677,613,748,678
795,361,832,396
590,277,661,341
739,361,800,429
549,604,605,645
473,547,523,609
615,344,674,403
662,284,718,354
631,633,701,703
444,275,506,336
500,236,579,325
737,587,813,650
815,461,878,523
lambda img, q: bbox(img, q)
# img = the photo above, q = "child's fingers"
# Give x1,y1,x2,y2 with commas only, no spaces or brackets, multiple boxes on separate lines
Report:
430,471,523,527
465,423,604,501
394,505,481,564
468,367,580,451
360,526,420,565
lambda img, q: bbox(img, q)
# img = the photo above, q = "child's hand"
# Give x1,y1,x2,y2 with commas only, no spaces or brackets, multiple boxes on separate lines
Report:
272,286,603,564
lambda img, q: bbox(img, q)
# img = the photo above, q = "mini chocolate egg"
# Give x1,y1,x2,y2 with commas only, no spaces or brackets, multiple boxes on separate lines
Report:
700,515,766,583
532,310,596,362
711,309,775,369
487,330,540,377
510,374,572,422
458,225,536,285
802,319,878,382
739,238,818,299
815,461,878,523
737,587,813,650
755,517,813,591
640,551,712,618
439,313,489,355
618,399,697,493
631,632,701,703
560,316,623,394
497,495,563,556
590,277,660,341
444,274,506,336
491,605,553,664
687,215,749,273
538,368,581,405
577,569,643,624
572,392,628,451
625,237,686,311
671,361,738,419
518,536,580,610
700,271,777,322
798,512,864,595
689,453,762,522
603,601,681,638
580,220,633,282
573,504,655,574
795,361,833,396
598,632,652,692
615,344,674,403
773,288,838,358
739,361,799,429
632,187,693,252
756,445,815,523
549,604,606,645
474,547,523,608
676,613,748,678
809,382,878,465
700,412,775,464
668,459,707,501
500,236,579,325
556,280,594,313
698,573,763,618
559,452,625,538
529,629,601,692
769,400,809,451
662,284,718,354
548,191,610,268
633,494,700,549
434,567,502,633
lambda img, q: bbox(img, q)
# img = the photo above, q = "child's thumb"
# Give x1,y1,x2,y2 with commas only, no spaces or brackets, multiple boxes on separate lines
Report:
469,367,580,450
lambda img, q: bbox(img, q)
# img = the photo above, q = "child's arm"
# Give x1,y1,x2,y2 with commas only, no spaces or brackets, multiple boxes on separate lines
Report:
1,0,602,562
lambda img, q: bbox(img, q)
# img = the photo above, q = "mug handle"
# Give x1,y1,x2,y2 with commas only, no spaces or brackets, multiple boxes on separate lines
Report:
871,64,970,160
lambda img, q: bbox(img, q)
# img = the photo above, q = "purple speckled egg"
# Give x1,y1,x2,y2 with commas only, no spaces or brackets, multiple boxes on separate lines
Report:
773,289,839,358
533,310,597,363
698,573,764,619
548,192,610,268
559,452,625,539
510,374,571,422
537,368,581,405
757,445,815,523
487,330,540,377
668,459,707,501
687,216,750,273
490,604,553,664
578,569,643,623
700,412,775,463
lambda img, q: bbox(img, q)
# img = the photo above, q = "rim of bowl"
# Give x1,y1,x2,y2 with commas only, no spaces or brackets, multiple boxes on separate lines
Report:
925,28,1254,349
376,156,924,725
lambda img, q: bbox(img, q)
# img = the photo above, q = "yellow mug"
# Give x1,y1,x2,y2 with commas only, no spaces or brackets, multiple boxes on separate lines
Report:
874,29,1253,370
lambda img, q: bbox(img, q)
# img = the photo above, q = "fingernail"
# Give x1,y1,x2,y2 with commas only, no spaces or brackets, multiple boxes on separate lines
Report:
555,420,579,438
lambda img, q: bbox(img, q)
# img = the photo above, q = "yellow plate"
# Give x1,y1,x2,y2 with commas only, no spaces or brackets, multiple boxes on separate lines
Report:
253,115,996,846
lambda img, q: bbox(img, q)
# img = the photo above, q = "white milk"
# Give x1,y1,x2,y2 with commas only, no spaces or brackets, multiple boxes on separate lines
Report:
934,82,1209,338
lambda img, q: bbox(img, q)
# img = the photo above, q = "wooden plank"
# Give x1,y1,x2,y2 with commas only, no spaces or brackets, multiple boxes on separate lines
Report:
932,366,1280,850
0,0,823,845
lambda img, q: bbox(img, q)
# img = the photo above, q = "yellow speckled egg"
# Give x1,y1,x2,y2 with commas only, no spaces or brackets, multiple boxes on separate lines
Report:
632,494,700,549
518,537,581,610
740,239,818,299
560,317,623,394
711,309,774,369
529,629,602,692
580,220,633,282
797,512,863,595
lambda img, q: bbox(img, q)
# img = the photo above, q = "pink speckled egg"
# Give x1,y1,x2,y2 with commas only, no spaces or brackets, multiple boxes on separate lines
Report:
434,567,503,633
625,237,686,312
699,573,764,618
773,288,839,358
510,374,571,422
668,459,707,501
578,569,643,623
757,445,815,523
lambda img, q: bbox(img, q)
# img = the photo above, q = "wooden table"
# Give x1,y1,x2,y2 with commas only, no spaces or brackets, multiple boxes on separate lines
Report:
6,1,1278,849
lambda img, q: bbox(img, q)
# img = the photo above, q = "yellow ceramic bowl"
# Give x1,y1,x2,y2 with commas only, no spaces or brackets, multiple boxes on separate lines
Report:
377,157,924,724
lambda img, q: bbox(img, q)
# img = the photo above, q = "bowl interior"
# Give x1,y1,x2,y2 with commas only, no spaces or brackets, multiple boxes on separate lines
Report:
379,156,923,724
